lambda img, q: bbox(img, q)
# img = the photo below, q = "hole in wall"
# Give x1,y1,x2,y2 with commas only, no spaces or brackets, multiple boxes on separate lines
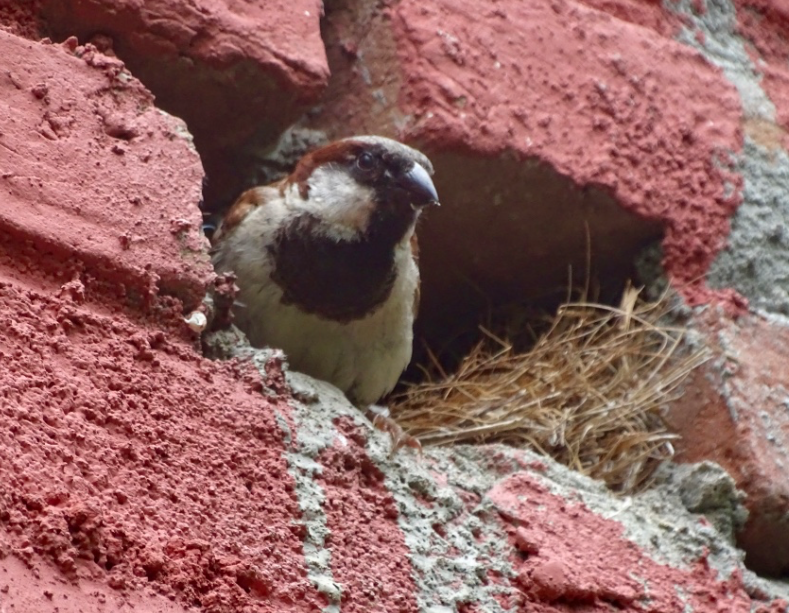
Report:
405,150,664,381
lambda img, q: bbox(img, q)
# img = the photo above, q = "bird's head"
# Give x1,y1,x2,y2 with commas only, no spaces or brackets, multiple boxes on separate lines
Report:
288,135,439,242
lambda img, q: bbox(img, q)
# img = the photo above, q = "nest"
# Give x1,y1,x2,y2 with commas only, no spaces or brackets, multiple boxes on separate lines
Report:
391,285,709,492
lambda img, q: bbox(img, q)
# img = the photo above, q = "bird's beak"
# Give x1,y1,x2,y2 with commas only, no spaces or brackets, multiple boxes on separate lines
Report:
403,163,440,209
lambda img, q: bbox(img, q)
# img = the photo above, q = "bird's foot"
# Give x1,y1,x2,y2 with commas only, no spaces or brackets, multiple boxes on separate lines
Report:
367,405,422,459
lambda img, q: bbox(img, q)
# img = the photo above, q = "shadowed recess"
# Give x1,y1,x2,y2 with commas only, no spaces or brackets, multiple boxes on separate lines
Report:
413,150,664,356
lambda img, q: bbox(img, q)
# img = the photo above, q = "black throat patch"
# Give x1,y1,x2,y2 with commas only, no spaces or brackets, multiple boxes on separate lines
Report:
268,214,399,323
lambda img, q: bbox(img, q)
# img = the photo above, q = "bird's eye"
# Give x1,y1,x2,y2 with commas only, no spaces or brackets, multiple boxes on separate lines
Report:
356,152,375,171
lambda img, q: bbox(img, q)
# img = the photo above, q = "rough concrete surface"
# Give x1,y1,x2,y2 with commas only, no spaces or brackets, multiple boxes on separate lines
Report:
666,308,789,577
3,0,789,610
733,0,789,133
0,30,211,310
39,0,330,206
659,0,789,577
667,0,789,316
709,141,789,314
213,335,789,611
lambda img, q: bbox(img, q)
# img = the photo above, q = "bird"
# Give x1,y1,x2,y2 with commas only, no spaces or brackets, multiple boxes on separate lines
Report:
210,135,440,412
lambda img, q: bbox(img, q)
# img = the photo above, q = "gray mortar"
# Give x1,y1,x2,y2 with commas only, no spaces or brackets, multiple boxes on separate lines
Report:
202,328,789,611
280,373,354,613
205,328,349,611
285,370,519,612
206,327,518,611
708,141,789,312
644,462,748,547
377,449,517,612
668,0,775,122
666,0,789,315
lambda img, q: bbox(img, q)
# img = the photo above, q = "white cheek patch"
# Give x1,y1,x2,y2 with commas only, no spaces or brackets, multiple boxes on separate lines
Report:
292,165,376,239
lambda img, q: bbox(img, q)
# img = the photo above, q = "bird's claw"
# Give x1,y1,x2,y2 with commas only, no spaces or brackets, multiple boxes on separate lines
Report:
368,407,422,458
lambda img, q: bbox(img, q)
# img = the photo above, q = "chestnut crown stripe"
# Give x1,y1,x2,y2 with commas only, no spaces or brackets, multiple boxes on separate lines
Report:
288,140,360,197
210,188,269,243
287,137,438,205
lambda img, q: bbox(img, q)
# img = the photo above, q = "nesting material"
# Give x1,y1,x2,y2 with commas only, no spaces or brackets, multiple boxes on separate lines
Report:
392,286,709,492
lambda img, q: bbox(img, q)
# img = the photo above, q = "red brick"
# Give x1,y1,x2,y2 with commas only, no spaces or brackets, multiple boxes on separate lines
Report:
668,309,789,576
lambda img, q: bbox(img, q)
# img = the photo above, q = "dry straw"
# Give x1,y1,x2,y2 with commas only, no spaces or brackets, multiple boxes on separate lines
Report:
391,285,709,492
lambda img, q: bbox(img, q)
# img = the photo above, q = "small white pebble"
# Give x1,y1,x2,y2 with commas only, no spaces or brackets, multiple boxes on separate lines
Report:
184,311,207,332
367,404,390,419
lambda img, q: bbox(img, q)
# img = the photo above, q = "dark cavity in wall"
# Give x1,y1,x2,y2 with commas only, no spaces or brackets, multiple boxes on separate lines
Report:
406,150,664,378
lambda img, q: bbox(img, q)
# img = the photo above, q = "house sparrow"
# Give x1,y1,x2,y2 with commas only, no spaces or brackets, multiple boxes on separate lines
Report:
210,135,439,414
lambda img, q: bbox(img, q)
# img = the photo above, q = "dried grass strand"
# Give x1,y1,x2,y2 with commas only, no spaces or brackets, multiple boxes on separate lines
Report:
391,287,708,492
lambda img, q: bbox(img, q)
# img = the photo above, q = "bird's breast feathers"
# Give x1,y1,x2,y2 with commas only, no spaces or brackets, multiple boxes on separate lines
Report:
217,206,419,405
210,135,437,405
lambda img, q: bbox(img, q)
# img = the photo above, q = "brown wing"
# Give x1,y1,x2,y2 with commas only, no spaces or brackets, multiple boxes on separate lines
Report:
210,179,287,247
